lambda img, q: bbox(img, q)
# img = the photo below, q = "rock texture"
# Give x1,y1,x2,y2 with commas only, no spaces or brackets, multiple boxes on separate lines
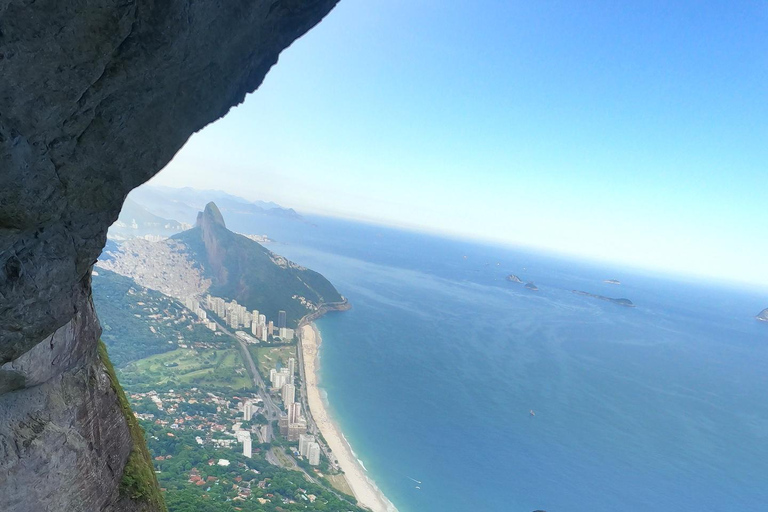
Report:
0,1,339,510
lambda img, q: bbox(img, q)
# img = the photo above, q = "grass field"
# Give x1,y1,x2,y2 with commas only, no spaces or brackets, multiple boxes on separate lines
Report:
118,348,253,390
325,473,354,497
249,345,298,380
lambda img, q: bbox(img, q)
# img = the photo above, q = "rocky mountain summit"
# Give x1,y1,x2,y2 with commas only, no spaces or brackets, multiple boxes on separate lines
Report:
101,202,345,327
0,2,339,511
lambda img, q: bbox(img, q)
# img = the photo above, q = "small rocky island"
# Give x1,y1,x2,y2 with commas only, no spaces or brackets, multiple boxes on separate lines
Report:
525,281,539,291
603,279,621,285
573,290,634,307
507,274,523,283
756,309,768,322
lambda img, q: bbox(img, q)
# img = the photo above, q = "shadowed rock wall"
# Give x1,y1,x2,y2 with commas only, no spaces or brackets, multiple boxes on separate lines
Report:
0,1,339,510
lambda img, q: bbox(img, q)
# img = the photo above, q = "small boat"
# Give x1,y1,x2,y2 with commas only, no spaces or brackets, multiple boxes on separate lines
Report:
530,410,535,417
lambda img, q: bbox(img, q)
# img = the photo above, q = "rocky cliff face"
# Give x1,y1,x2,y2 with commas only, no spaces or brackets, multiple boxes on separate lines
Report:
0,1,339,510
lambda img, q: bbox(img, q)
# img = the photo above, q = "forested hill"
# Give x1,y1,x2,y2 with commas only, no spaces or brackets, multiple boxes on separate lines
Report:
92,269,220,366
173,202,344,327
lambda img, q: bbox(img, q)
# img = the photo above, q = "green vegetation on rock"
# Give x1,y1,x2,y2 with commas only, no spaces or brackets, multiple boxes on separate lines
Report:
97,340,167,511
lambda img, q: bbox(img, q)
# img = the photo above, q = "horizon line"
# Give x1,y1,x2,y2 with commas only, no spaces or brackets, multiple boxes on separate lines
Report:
134,183,768,293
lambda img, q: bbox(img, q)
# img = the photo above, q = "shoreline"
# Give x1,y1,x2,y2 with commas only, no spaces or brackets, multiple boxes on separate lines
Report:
299,322,398,512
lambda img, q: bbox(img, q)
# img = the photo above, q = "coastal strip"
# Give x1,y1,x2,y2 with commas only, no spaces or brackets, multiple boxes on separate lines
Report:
299,323,397,512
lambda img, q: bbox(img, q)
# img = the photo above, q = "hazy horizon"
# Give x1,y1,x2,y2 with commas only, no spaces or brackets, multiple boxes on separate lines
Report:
149,0,768,288
131,182,763,293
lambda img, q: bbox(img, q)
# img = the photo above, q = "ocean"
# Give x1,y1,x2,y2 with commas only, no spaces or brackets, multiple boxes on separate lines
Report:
225,213,768,511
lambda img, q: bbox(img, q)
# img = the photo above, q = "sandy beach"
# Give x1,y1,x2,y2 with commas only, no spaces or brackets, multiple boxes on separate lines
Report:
300,324,397,512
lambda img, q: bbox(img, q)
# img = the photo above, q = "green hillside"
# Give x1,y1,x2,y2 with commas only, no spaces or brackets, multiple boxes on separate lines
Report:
93,269,220,366
173,202,344,327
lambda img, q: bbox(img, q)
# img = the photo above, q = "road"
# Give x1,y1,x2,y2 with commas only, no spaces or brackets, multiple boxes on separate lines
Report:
210,315,356,504
211,314,341,478
270,447,317,483
207,316,282,442
295,333,340,471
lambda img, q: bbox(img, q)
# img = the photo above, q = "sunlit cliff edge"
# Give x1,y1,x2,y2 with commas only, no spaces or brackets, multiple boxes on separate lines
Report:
0,2,339,510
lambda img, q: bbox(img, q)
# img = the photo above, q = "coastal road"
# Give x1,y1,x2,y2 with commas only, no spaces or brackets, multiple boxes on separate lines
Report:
296,330,340,472
213,314,342,476
270,447,318,484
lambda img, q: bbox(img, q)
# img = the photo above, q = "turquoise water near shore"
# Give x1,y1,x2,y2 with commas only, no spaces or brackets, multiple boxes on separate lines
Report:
228,214,768,511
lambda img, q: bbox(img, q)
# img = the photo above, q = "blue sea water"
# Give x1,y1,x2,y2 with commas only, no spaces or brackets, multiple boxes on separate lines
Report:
228,213,768,511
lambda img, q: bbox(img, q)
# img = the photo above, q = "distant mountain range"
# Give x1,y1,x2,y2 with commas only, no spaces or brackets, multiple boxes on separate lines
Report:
129,185,302,226
107,185,302,240
108,198,190,240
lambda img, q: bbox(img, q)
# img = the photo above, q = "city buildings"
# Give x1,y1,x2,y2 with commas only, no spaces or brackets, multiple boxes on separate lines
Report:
200,295,289,341
269,368,290,390
298,434,320,466
282,383,295,406
299,434,313,457
271,362,308,442
278,413,307,442
236,430,252,458
288,402,301,424
307,442,320,466
288,357,296,379
242,400,256,421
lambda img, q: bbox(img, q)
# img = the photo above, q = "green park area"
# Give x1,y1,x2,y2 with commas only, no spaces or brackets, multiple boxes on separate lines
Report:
118,348,253,391
249,345,298,380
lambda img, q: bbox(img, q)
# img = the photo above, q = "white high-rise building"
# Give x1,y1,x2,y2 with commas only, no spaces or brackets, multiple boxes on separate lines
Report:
288,357,296,378
282,383,295,406
308,442,321,466
243,436,252,458
270,367,290,389
288,402,302,424
236,430,253,458
299,434,313,457
243,400,256,421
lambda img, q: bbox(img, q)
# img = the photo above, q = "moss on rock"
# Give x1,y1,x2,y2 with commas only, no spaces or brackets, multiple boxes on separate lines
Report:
98,340,167,511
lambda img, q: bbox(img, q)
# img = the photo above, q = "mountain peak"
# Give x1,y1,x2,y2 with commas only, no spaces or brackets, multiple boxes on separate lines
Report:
196,202,226,229
173,202,346,328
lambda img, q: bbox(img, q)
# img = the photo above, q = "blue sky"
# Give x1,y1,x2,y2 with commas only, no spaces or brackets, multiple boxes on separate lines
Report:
152,0,768,286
